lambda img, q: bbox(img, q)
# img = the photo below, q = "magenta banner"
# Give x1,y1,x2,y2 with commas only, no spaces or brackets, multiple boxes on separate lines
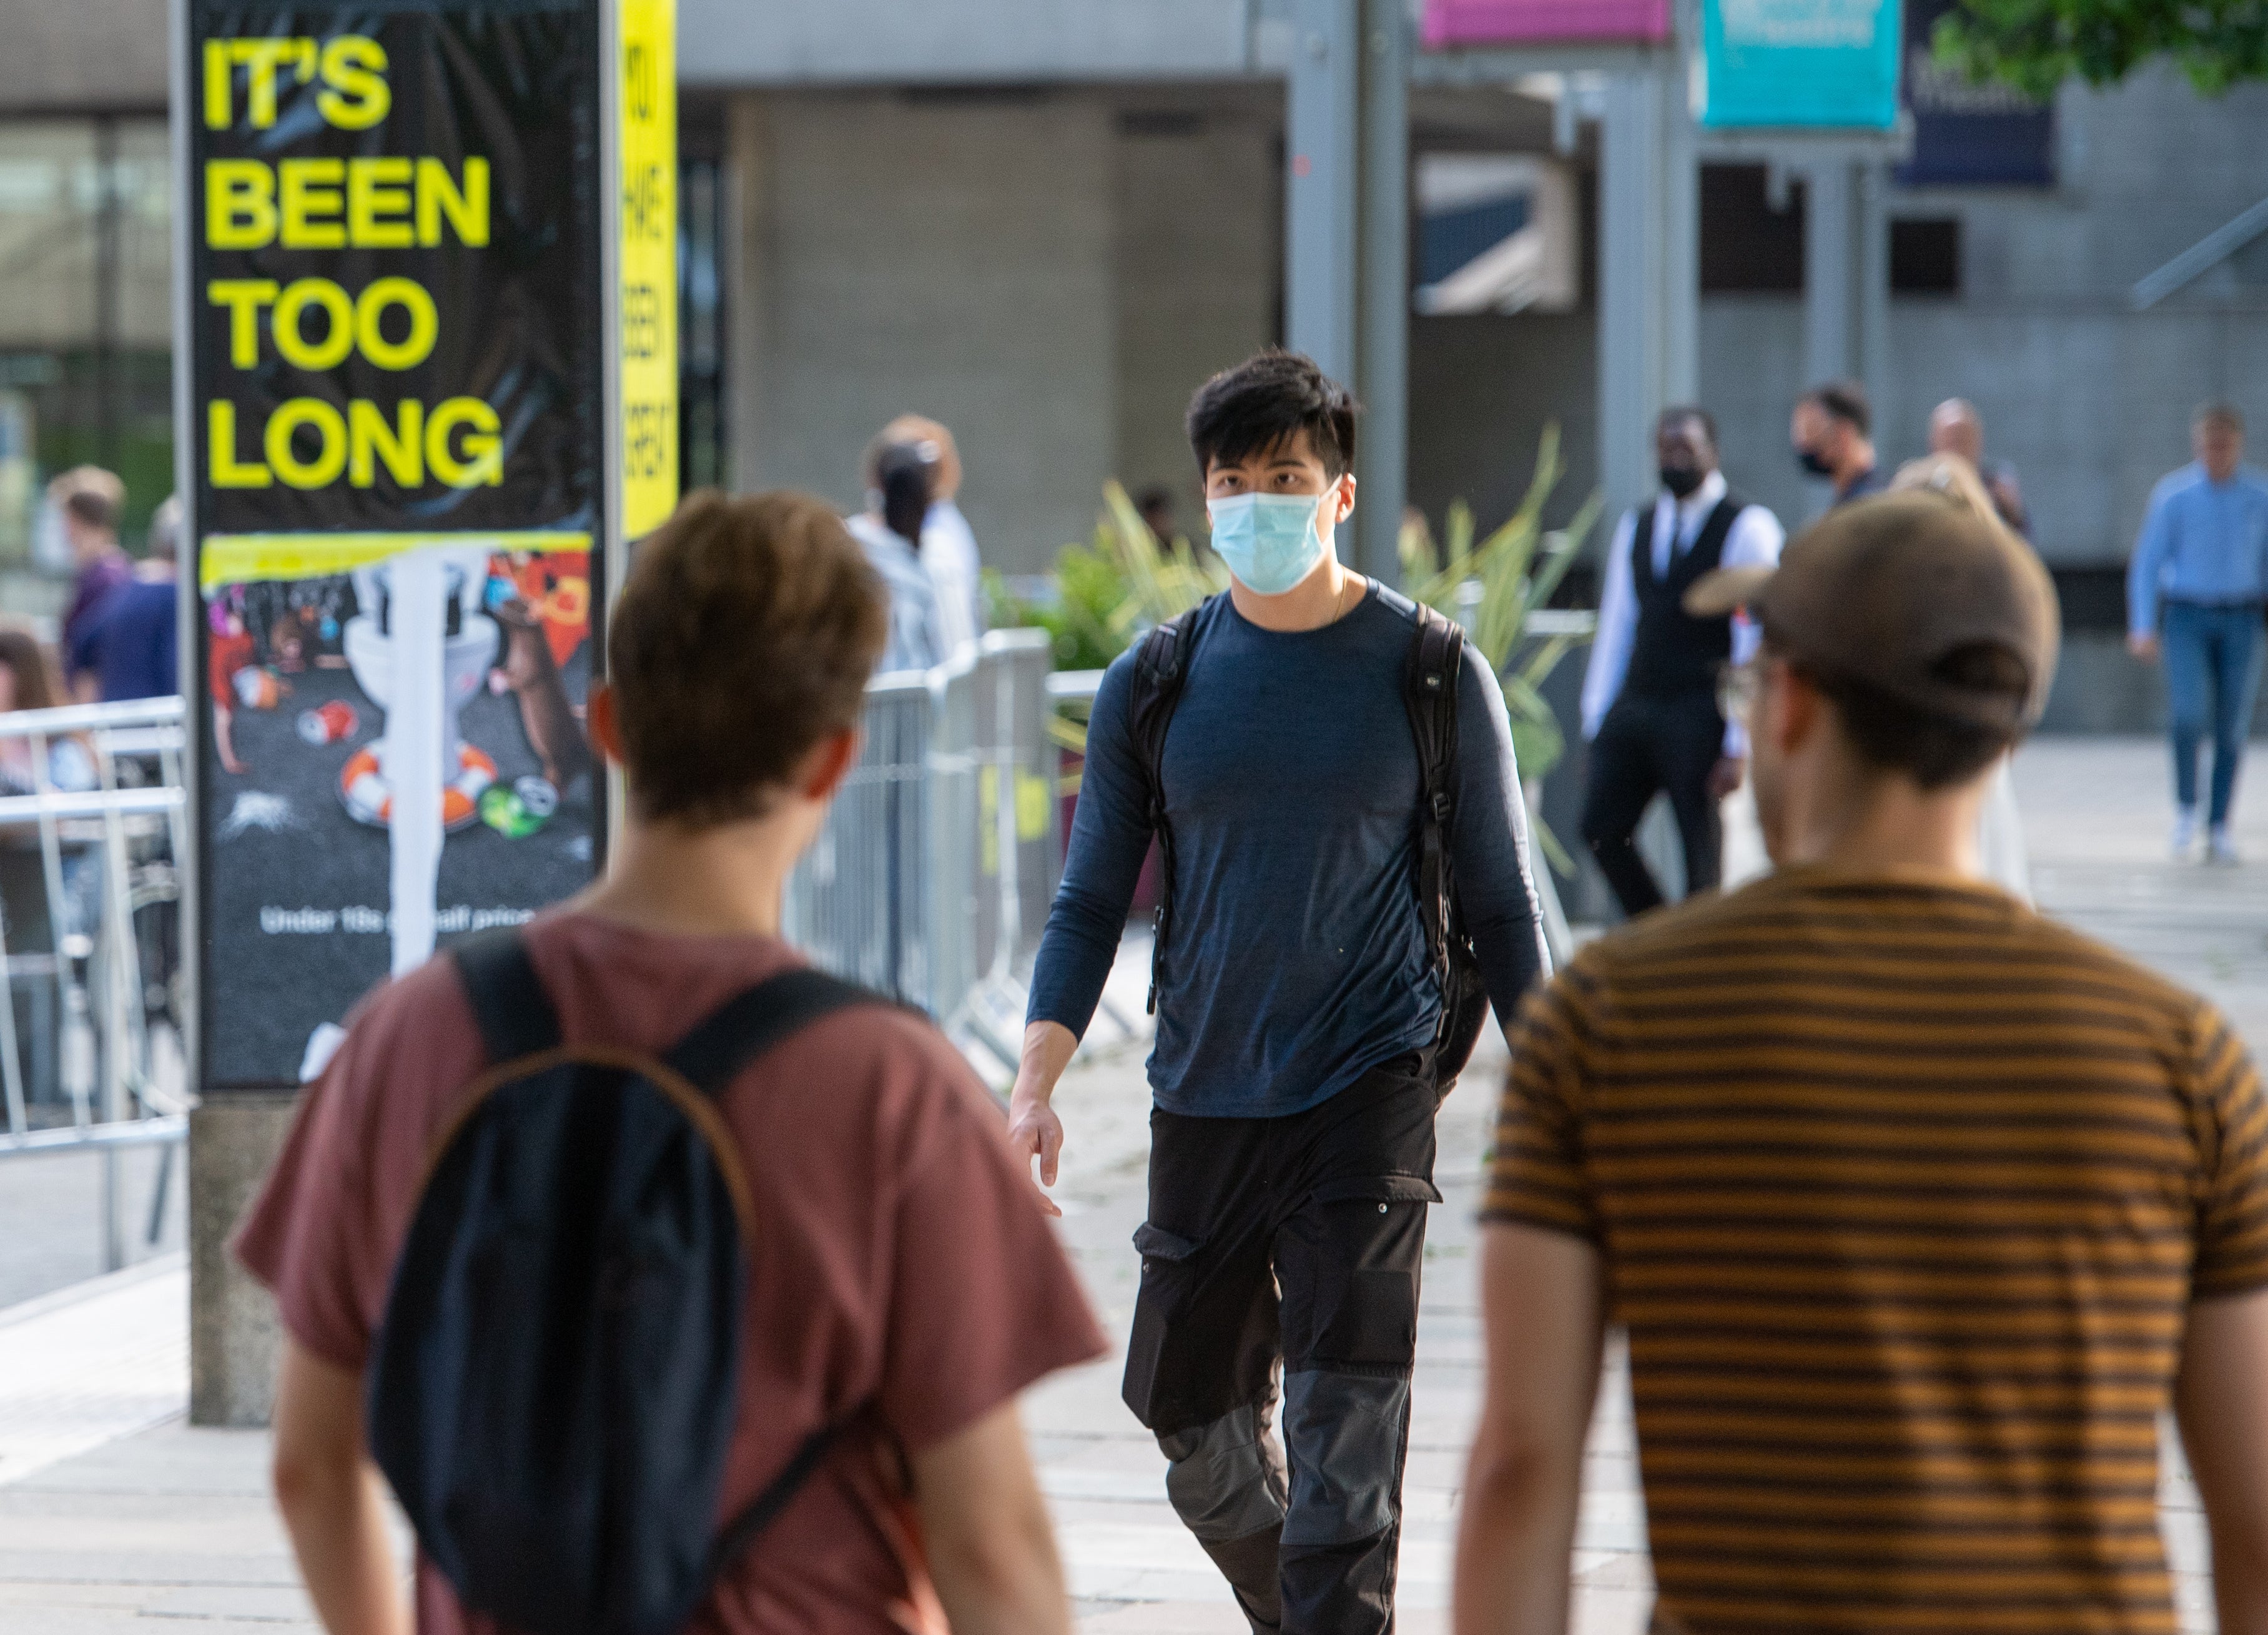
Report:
1422,0,1670,46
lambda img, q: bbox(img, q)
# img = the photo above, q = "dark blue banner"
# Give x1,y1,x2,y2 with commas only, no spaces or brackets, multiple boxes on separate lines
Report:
1897,0,2055,185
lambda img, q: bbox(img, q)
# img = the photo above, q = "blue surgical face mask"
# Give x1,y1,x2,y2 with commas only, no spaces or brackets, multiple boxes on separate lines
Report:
1206,492,1328,596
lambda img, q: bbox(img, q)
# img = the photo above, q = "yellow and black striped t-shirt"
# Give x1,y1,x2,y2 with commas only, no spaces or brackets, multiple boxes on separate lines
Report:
1487,865,2268,1634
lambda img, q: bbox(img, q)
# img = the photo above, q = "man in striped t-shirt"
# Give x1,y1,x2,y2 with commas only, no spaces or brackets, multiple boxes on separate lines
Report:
1455,492,2268,1634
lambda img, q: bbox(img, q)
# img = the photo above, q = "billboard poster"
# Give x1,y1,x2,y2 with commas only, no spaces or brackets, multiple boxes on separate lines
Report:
1895,0,2054,185
1422,0,1670,46
180,1,673,1087
1698,0,1903,129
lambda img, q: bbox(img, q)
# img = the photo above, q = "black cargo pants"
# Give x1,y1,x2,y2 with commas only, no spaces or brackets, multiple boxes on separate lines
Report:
1123,1055,1439,1635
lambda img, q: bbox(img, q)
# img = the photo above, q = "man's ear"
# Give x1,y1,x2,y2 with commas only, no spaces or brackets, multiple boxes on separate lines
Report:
1331,472,1358,530
1766,660,1822,758
587,683,625,765
797,728,862,804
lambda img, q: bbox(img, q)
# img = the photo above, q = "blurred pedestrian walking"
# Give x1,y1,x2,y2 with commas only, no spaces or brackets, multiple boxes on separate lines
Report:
1928,397,2029,536
68,495,178,704
847,440,948,673
1790,381,1885,505
237,491,1103,1635
2127,401,2268,862
49,467,131,666
874,414,984,654
1012,350,1547,1635
1580,406,1783,917
1457,491,2268,1635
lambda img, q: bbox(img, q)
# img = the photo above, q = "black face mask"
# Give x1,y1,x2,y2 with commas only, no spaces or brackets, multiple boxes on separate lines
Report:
1795,445,1836,479
1660,465,1705,500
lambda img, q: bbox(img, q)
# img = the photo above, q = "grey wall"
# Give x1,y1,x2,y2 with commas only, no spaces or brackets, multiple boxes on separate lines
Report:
1111,109,1281,540
731,92,1119,575
1408,314,1599,542
0,0,167,112
680,0,1255,87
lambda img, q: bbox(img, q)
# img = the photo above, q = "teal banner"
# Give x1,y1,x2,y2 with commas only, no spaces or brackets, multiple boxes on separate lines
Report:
1698,0,1902,129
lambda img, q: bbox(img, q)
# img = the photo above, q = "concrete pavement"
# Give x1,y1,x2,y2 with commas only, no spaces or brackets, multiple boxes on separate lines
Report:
0,734,2248,1633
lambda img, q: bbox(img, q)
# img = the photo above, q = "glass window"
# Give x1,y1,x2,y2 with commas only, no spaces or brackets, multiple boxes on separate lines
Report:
0,117,174,578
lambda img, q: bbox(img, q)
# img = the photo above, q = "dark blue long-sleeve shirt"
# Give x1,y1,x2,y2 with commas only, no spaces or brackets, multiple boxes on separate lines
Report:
1028,582,1549,1119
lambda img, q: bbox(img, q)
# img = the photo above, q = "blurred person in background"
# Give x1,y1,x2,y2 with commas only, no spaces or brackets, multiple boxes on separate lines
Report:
1580,406,1784,917
51,467,131,662
873,414,983,653
69,495,179,704
2127,401,2268,863
1928,398,2029,536
1136,483,1181,546
0,625,94,796
847,441,948,675
1790,382,1885,506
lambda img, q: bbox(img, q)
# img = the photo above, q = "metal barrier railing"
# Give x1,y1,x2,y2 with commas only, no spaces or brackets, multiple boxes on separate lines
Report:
0,696,190,1272
783,631,1062,1075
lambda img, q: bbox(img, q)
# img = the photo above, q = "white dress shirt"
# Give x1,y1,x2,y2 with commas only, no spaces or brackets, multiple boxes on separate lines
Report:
1579,470,1785,758
920,500,984,656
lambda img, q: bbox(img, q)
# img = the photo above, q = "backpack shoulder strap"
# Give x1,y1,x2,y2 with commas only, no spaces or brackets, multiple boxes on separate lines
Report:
453,929,563,1064
1125,595,1220,1015
1403,603,1466,974
664,966,879,1098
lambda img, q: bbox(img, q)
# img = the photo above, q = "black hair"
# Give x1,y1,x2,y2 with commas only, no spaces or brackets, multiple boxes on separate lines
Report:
1186,350,1359,480
1658,405,1718,450
875,442,934,549
1782,639,2028,792
1804,380,1872,437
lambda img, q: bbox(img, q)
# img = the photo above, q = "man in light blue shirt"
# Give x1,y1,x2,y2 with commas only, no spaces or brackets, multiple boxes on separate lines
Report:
2128,402,2268,862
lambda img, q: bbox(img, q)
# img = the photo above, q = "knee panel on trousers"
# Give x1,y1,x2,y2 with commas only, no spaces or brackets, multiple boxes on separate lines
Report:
1278,1370,1410,1549
1158,1403,1290,1544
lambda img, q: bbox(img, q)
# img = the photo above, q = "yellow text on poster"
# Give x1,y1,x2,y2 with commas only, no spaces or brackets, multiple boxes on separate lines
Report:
619,0,678,540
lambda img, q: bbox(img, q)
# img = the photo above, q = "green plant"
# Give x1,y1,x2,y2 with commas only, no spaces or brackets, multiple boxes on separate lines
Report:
1399,423,1602,874
1933,0,2268,97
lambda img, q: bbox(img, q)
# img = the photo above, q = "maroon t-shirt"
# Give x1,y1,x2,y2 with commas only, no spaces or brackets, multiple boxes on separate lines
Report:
235,911,1107,1634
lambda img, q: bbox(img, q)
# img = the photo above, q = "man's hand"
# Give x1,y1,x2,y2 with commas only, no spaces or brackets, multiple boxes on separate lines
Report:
1706,756,1746,799
2130,632,2161,661
1005,1022,1078,1218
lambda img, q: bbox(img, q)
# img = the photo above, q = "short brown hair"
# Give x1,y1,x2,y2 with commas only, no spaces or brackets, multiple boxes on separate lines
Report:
606,490,887,826
48,466,123,532
2196,400,2245,435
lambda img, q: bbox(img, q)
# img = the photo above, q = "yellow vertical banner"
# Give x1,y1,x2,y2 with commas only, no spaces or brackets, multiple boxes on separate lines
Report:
618,0,678,540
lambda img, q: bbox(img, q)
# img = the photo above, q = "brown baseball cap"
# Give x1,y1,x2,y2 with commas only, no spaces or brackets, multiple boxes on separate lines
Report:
1684,491,2060,730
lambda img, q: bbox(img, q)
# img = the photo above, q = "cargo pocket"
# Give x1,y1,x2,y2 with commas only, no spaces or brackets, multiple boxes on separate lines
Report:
1122,1222,1201,1431
1300,1177,1437,1370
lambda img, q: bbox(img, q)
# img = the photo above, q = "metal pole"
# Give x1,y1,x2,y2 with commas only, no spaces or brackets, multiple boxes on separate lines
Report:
1857,158,1891,443
1802,159,1856,386
1597,70,1666,523
1353,0,1409,578
1286,0,1360,384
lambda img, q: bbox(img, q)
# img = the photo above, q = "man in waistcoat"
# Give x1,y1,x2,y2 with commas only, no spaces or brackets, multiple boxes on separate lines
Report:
1579,407,1786,916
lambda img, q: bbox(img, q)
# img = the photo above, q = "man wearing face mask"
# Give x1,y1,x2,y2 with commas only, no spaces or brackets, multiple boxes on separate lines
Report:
1792,380,1886,506
1008,350,1547,1634
1580,407,1785,917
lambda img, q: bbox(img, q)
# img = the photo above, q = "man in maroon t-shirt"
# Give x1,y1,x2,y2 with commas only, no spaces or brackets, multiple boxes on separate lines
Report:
237,490,1107,1634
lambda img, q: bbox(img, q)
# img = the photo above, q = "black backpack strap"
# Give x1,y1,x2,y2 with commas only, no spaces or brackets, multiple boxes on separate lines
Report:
664,966,877,1097
1127,596,1216,1014
1403,604,1465,979
453,929,564,1065
707,1416,860,1579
